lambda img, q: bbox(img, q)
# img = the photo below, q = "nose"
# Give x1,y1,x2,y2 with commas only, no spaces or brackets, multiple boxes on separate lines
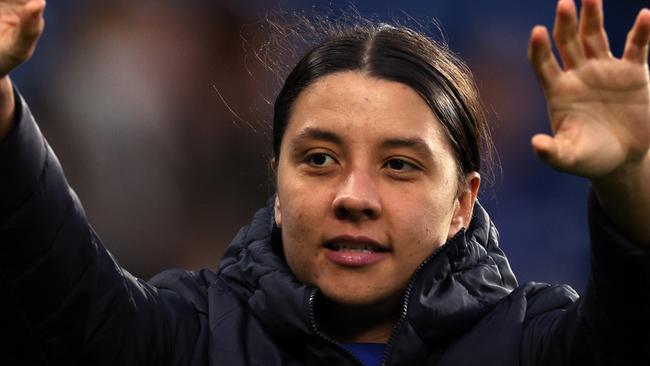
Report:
332,170,382,222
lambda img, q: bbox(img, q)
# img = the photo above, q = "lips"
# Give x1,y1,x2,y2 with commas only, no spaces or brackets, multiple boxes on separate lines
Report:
324,235,390,267
324,235,390,252
325,242,389,253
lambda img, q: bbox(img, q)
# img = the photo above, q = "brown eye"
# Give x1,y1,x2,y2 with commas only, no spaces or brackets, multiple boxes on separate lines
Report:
387,158,416,171
308,153,335,167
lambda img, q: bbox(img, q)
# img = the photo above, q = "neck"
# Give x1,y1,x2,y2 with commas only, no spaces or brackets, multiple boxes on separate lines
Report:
317,296,399,343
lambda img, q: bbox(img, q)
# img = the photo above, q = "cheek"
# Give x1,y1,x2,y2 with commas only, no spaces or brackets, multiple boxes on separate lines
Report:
280,210,312,283
278,183,330,284
281,192,317,233
277,163,335,231
389,192,453,254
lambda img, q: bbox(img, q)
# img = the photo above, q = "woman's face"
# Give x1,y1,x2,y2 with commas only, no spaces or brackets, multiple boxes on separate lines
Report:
275,71,479,309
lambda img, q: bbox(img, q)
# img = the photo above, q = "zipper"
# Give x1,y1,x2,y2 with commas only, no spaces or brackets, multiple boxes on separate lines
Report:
307,229,463,366
379,230,462,366
308,289,366,366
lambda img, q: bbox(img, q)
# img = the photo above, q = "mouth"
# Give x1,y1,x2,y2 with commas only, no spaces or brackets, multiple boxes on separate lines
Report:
323,235,390,267
324,242,389,253
324,235,390,253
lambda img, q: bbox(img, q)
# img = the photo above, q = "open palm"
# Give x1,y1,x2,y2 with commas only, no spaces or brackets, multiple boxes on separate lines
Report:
529,0,650,179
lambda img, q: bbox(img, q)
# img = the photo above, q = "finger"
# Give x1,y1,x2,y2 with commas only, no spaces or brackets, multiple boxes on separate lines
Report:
528,26,562,89
21,0,45,37
531,134,571,171
15,1,45,57
579,0,611,58
553,0,586,69
623,8,650,64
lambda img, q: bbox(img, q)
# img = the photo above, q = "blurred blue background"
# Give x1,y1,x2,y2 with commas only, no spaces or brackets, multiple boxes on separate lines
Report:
12,0,648,292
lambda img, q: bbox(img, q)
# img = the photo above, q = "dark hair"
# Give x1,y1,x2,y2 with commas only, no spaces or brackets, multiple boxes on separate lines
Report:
272,22,492,185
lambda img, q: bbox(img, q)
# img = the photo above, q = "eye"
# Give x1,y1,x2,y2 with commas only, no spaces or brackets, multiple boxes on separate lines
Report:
307,152,336,167
386,158,418,172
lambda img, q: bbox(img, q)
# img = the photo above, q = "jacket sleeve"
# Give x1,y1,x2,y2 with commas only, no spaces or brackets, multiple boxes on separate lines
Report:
0,88,205,365
521,191,650,365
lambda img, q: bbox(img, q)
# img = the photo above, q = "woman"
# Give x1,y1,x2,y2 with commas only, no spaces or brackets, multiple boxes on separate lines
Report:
1,0,648,365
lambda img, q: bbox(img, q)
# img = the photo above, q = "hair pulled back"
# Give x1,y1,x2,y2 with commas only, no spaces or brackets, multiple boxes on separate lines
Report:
272,21,491,184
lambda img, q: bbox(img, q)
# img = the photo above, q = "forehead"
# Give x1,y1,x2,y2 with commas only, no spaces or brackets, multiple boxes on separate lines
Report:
285,71,449,149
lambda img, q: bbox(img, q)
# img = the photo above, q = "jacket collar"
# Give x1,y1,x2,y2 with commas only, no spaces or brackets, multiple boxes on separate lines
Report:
216,197,518,360
217,198,316,343
386,202,518,364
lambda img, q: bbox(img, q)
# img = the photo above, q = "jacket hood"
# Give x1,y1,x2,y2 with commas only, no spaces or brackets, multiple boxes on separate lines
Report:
387,201,518,363
217,197,518,360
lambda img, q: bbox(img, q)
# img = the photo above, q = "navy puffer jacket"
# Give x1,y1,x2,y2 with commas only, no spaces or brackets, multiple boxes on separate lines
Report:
2,90,649,365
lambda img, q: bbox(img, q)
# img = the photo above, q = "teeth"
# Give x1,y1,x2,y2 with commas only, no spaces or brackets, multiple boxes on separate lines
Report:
330,243,380,252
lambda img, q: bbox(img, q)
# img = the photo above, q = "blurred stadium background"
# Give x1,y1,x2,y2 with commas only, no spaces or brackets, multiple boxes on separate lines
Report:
12,0,648,292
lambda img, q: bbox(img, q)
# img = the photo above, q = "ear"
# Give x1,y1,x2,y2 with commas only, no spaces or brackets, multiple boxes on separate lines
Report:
447,172,481,239
271,157,282,228
270,157,278,173
274,194,282,228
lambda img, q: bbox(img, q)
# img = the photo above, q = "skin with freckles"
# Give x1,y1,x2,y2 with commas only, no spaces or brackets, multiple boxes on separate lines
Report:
273,71,480,342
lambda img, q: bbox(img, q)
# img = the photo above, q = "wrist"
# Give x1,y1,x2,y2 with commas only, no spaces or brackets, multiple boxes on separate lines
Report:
0,75,16,141
592,151,650,247
592,149,650,188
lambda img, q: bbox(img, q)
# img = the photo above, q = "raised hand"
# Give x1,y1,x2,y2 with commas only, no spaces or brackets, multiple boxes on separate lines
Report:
528,0,650,179
0,0,45,139
0,0,45,77
529,0,650,245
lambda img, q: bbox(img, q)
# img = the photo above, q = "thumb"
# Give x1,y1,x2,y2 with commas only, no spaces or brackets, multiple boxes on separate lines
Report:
531,133,569,170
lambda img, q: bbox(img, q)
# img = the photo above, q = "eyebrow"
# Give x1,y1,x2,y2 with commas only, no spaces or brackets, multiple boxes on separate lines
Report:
290,127,344,146
380,137,435,161
289,127,435,161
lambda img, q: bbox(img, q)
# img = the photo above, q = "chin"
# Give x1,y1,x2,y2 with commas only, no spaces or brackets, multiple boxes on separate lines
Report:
320,283,402,310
